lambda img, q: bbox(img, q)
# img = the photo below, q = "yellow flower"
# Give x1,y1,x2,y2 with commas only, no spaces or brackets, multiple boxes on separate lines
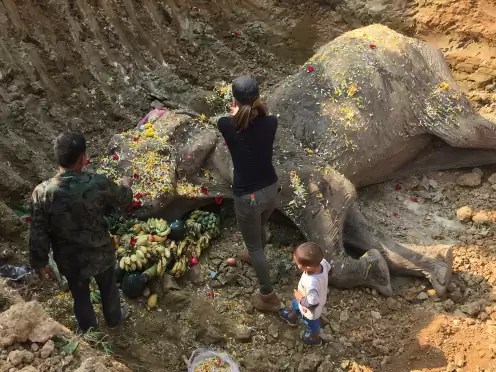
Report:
347,84,358,97
144,123,153,129
198,113,208,122
144,128,155,138
438,82,450,91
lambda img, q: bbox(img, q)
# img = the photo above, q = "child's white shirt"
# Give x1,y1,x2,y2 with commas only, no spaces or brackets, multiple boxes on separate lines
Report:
297,259,331,320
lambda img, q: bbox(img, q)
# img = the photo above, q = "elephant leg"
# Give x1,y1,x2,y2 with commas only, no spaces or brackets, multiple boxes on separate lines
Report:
387,140,496,182
281,167,392,296
344,205,453,295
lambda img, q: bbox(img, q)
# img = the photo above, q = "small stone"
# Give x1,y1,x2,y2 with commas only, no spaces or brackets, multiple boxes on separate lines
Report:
64,355,74,364
461,301,482,317
492,184,496,191
298,353,324,372
417,292,429,300
456,206,473,222
472,168,484,177
7,350,34,366
31,343,39,352
329,320,340,333
234,326,252,342
386,297,401,311
472,212,492,224
19,366,38,372
316,356,335,372
454,352,466,367
371,310,381,320
443,299,455,311
320,331,333,343
339,310,349,322
268,323,279,338
381,356,391,366
487,173,496,184
340,360,351,369
456,172,482,187
40,340,55,359
479,312,489,321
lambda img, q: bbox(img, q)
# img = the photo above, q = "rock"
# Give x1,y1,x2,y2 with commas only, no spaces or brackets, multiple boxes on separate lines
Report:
472,168,483,177
472,211,492,224
339,310,349,322
381,356,391,366
329,320,340,333
487,173,496,184
298,353,323,372
268,323,279,338
386,297,401,311
454,352,466,367
0,301,68,348
40,339,55,358
233,326,252,342
456,172,482,187
316,356,335,372
449,289,463,303
320,331,333,343
340,360,351,369
7,350,34,366
479,312,489,321
19,367,38,372
195,326,225,344
456,206,473,222
460,301,482,317
417,292,429,300
371,310,381,320
492,184,496,191
30,343,39,352
443,299,455,311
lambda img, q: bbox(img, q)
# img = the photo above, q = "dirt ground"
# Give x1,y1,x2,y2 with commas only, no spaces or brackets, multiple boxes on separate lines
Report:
1,0,496,371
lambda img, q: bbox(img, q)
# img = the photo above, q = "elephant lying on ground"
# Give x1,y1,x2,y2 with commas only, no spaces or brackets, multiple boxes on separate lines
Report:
102,25,496,297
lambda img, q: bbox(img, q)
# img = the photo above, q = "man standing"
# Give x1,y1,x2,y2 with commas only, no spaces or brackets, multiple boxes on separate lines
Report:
29,132,133,333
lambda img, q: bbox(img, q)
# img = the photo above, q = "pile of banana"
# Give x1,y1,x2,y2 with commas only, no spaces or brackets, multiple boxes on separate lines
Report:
113,211,221,280
186,210,221,239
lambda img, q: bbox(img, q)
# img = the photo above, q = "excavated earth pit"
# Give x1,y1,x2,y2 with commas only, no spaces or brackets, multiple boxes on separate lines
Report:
1,1,496,371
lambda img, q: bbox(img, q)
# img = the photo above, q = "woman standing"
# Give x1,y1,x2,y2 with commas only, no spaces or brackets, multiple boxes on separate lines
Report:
217,75,281,312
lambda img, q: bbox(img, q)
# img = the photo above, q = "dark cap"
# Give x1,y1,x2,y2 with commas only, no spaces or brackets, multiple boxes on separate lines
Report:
232,75,260,105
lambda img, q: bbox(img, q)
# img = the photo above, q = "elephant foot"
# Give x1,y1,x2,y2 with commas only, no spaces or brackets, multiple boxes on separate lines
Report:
394,244,454,296
329,249,392,297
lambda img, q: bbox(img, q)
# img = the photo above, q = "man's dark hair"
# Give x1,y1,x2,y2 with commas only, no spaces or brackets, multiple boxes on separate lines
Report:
295,242,324,267
54,132,87,168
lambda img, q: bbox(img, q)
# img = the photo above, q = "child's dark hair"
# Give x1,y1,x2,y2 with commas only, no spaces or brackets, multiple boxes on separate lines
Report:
295,242,324,267
54,132,86,168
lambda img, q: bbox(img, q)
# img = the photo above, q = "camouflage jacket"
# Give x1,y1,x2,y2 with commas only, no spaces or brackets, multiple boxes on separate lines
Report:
29,170,132,279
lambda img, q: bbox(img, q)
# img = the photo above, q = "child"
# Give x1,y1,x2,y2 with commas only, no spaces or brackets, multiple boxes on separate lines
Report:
279,242,331,345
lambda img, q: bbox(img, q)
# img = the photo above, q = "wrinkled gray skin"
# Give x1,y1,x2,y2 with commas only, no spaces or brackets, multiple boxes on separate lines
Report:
110,25,496,297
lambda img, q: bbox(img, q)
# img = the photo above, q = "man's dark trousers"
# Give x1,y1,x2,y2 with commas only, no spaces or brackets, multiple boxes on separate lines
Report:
66,264,121,332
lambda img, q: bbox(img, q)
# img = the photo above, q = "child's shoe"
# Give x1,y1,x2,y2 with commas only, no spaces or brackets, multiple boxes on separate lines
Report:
279,308,299,327
301,328,322,346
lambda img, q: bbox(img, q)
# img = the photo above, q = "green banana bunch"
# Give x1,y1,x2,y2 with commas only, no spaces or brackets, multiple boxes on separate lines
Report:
90,289,101,304
145,218,171,237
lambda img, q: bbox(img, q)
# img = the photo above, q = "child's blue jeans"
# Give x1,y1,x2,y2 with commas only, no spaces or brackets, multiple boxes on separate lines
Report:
292,299,321,334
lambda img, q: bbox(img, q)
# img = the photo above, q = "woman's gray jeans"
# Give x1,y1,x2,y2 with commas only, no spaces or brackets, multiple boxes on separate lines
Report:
233,182,279,295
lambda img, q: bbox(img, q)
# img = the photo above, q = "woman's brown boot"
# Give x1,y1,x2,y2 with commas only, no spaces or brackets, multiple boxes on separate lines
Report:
252,291,281,312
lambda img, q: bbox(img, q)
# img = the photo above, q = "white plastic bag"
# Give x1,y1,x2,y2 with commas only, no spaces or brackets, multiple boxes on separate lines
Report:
187,348,240,372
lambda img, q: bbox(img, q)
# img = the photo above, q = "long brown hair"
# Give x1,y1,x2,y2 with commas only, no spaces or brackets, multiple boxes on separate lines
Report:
233,97,268,131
